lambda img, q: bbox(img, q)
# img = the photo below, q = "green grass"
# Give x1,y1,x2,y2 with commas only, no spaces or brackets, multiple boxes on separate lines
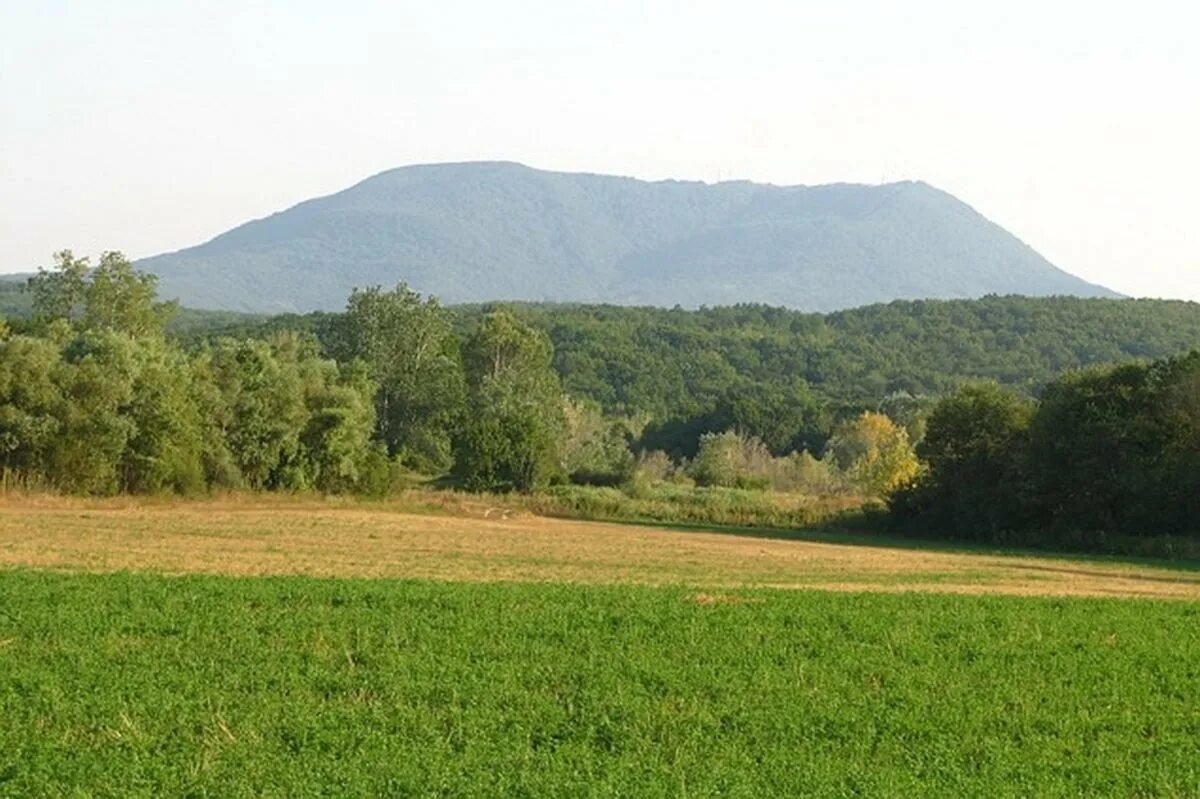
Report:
1,571,1198,797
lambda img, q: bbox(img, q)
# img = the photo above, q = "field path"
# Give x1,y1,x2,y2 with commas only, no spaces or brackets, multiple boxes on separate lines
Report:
0,496,1197,599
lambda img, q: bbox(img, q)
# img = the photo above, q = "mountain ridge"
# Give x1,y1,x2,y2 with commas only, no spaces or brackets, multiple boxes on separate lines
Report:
136,162,1117,312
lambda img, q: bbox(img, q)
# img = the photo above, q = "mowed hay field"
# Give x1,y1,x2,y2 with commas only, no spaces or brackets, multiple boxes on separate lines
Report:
1,497,1199,796
1,495,1199,598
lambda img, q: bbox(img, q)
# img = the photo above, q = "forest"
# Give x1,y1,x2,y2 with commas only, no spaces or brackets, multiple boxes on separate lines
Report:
1,251,1198,553
172,289,1200,446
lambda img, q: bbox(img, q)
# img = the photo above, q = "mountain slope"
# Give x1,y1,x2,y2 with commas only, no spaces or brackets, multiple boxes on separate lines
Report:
138,162,1117,312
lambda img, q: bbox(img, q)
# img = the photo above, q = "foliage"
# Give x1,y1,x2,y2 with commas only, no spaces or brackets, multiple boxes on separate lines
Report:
118,336,206,494
1027,353,1200,537
197,335,380,492
453,312,566,491
825,412,920,497
31,250,175,335
201,337,307,489
295,359,381,494
181,294,1200,477
894,356,1200,548
559,397,635,485
0,335,63,478
49,330,140,494
877,390,937,445
0,256,382,496
82,251,176,335
533,482,863,530
895,383,1035,539
326,284,464,471
690,430,772,489
460,297,1200,455
7,249,1200,552
29,250,88,322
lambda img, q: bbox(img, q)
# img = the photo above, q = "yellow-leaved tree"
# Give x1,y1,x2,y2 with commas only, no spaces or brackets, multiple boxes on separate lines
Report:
826,411,920,497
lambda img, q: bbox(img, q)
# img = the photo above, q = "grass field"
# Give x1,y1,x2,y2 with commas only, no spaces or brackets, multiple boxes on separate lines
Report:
1,496,1198,796
1,572,1198,797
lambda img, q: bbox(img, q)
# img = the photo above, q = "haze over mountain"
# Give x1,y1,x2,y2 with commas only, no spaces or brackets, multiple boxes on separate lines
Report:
138,162,1117,313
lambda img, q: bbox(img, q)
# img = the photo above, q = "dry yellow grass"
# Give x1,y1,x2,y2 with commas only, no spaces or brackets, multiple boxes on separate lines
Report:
0,494,1197,599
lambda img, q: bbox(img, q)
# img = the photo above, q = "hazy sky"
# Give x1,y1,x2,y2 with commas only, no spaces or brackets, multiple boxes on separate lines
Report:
2,0,1197,300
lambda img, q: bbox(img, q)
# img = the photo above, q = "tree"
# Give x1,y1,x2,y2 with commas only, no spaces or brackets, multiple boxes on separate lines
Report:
29,250,175,335
83,251,176,336
328,284,464,472
895,383,1034,538
639,381,828,461
188,349,244,488
559,396,634,485
202,338,307,489
48,330,140,494
118,336,205,494
1154,352,1200,533
274,333,380,493
453,311,564,491
826,411,920,497
29,250,89,323
877,391,937,445
689,430,780,489
1027,355,1200,537
0,335,64,482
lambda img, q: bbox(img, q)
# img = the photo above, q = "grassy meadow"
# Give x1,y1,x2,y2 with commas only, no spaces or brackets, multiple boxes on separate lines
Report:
1,572,1198,797
0,496,1198,796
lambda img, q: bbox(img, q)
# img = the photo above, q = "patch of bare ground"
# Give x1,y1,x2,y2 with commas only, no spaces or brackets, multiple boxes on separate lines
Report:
0,495,1196,599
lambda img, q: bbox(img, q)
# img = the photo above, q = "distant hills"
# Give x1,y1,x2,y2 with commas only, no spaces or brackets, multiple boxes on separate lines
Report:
138,162,1116,312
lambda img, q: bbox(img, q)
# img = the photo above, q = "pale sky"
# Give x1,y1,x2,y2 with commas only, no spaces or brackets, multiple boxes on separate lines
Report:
2,0,1197,300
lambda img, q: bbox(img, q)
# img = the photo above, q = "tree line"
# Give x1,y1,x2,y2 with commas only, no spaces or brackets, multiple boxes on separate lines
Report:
891,354,1200,552
178,293,1200,461
1,253,632,495
0,252,931,497
2,252,1197,553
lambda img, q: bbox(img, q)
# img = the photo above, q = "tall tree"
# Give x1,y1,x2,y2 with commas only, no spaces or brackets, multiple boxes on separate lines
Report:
201,338,307,489
29,250,175,335
894,383,1034,539
29,250,89,323
454,311,564,491
329,284,464,472
118,336,205,494
83,251,176,336
48,330,140,494
0,335,64,481
273,332,380,493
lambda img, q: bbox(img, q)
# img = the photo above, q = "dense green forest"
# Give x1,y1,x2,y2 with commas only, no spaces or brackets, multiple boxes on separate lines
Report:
892,353,1200,553
177,293,1200,457
2,252,1197,553
0,253,587,496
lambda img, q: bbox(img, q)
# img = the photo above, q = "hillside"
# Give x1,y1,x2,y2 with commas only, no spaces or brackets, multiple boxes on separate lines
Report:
137,162,1116,312
195,295,1200,407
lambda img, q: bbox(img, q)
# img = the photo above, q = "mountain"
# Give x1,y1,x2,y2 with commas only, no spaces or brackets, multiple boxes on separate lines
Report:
137,162,1118,312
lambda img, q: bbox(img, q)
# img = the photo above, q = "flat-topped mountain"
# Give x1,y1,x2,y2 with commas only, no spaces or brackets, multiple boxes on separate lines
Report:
138,162,1117,312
